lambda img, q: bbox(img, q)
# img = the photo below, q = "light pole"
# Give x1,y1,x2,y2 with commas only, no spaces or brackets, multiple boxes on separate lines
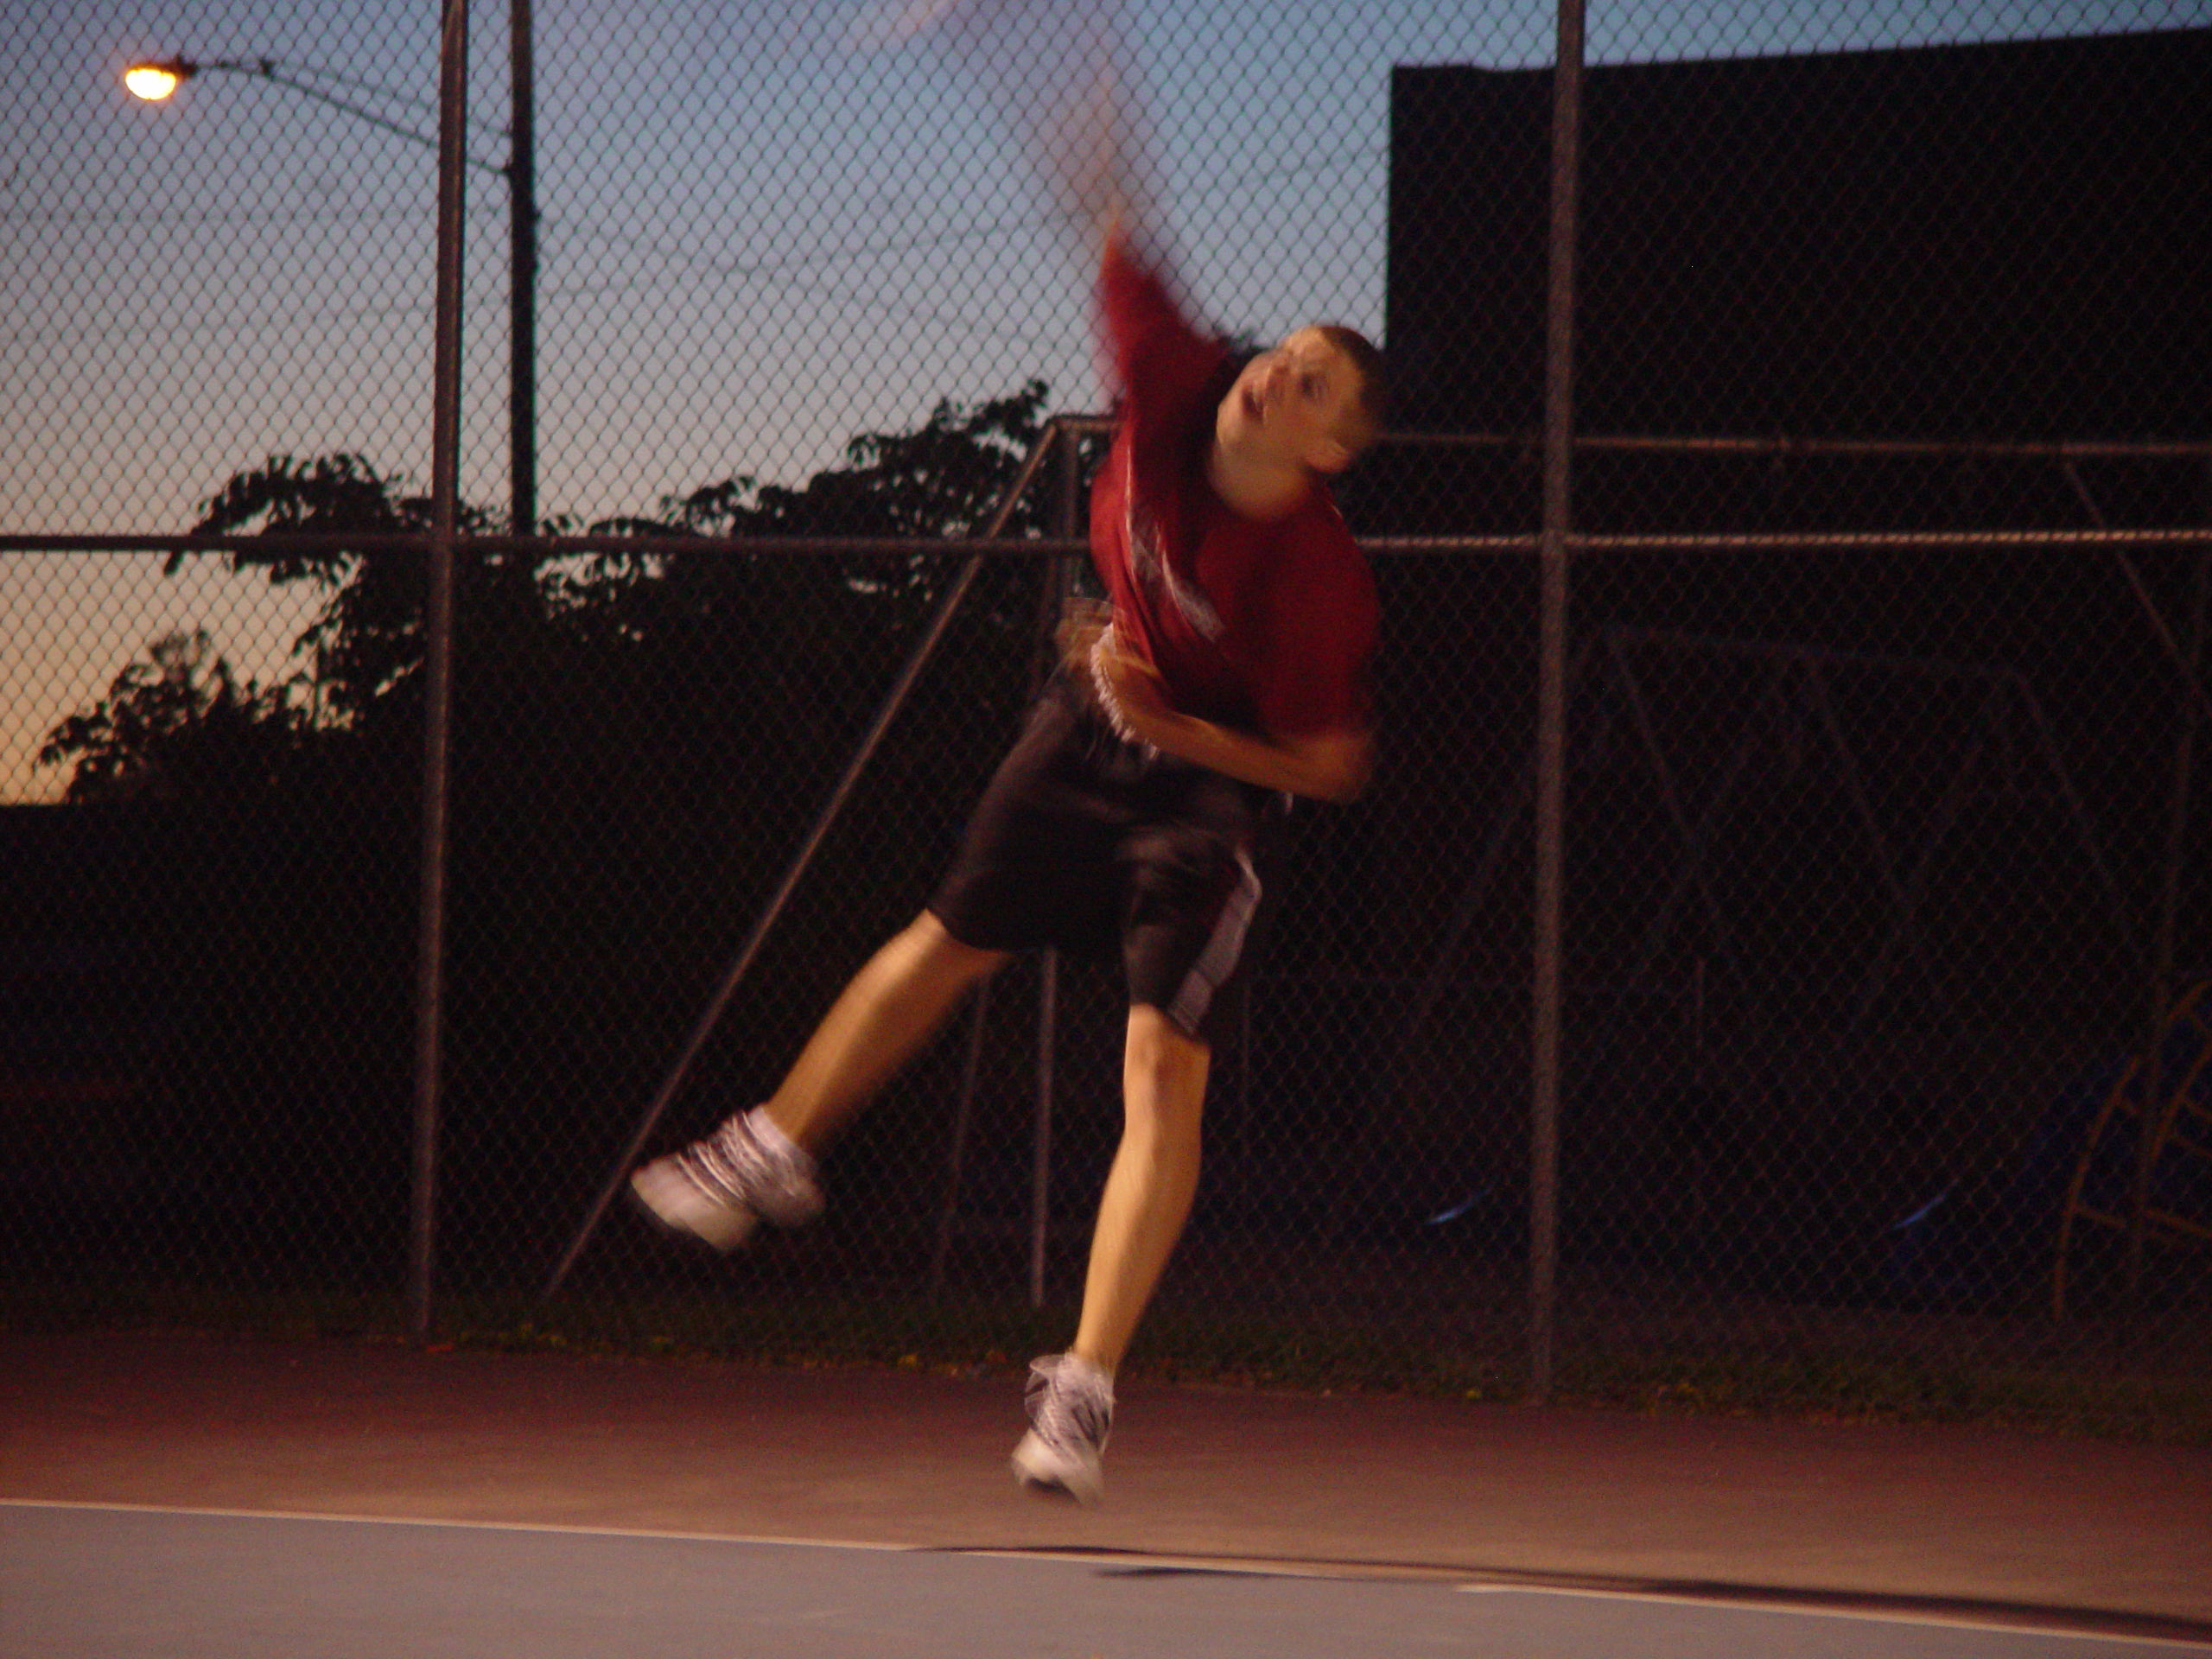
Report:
128,10,513,1342
124,28,538,534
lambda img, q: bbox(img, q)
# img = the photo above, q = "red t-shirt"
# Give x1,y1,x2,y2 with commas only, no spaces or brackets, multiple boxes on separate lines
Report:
1090,239,1377,741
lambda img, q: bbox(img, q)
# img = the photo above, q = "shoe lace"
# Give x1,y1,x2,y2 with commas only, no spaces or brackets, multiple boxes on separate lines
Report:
683,1111,823,1226
686,1115,776,1205
1027,1357,1112,1450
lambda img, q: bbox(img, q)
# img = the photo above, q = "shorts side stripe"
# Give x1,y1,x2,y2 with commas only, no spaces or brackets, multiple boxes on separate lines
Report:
1168,849,1261,1038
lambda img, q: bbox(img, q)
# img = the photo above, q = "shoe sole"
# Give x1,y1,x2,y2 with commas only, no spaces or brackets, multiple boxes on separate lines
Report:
1010,1433,1103,1506
626,1164,760,1253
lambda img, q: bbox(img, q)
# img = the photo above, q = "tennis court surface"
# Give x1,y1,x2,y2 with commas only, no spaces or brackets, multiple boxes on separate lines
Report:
4,1332,2208,1656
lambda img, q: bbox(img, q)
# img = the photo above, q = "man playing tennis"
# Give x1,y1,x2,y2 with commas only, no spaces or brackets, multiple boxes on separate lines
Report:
632,213,1383,1504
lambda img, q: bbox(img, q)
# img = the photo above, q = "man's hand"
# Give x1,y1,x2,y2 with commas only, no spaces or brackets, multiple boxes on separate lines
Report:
1057,596,1115,680
1062,601,1371,804
1090,629,1173,728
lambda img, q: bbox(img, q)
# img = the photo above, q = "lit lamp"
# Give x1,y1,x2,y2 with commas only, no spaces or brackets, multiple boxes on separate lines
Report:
123,60,192,100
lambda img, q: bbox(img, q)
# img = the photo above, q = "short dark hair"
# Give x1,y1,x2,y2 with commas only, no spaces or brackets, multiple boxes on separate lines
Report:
1314,323,1387,454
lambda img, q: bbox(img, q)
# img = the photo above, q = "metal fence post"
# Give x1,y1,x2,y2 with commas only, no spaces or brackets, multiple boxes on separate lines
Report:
506,0,537,536
1031,949,1057,1309
1529,0,1586,1405
1028,427,1082,1308
410,0,472,1344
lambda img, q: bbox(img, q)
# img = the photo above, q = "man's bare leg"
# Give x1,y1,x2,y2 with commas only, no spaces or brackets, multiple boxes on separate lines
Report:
1071,1002,1211,1374
1012,1002,1206,1501
760,910,1007,1155
631,910,1003,1250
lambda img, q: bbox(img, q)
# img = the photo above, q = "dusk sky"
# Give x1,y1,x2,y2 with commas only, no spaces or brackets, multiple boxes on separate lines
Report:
3,0,2195,798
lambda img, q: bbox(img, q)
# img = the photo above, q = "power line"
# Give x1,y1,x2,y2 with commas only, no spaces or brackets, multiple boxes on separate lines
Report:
556,143,1382,288
5,143,1383,351
3,205,437,226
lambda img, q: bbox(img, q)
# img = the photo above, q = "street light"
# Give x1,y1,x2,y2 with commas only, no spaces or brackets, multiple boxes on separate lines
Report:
123,32,539,534
123,61,188,100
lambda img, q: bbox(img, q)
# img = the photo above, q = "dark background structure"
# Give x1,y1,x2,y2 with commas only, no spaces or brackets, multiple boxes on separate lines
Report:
1387,29,2212,454
1367,23,2211,1353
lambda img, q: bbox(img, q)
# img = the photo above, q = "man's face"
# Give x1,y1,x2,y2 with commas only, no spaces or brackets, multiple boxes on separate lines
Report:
1215,327,1363,474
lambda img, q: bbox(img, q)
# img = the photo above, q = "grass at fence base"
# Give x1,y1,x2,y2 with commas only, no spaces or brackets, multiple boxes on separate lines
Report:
1554,1348,2212,1442
6,1279,2209,1445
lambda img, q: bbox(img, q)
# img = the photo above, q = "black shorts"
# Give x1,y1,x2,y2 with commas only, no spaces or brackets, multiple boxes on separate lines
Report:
929,676,1281,1044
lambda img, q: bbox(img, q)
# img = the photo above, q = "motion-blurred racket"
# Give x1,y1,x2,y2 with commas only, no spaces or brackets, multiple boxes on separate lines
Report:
850,0,1162,251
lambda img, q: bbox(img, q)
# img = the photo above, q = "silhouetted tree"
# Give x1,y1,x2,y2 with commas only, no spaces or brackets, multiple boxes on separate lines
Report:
187,452,511,728
111,383,1057,763
37,629,310,804
31,388,1063,1279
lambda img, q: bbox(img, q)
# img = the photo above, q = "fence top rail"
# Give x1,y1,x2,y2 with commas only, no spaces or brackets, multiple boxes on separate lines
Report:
1048,415,2211,461
1382,432,2212,461
0,532,1090,558
0,531,1544,558
1577,528,2212,552
13,529,2211,558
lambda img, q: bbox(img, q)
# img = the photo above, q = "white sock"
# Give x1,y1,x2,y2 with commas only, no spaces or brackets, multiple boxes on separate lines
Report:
1064,1352,1116,1397
745,1105,812,1171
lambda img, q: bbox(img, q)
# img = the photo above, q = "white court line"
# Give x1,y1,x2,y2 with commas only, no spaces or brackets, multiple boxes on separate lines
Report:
0,1497,908,1557
0,1500,1390,1580
1458,1585,2212,1650
0,1500,1459,1587
0,1500,1353,1583
10,1498,2206,1650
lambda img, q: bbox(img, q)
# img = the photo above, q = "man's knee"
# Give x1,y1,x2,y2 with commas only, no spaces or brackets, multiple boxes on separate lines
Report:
1128,999,1207,1054
907,909,1009,983
1125,1004,1211,1120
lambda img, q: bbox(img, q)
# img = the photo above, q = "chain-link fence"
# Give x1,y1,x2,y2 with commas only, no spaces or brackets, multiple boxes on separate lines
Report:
6,0,2209,1427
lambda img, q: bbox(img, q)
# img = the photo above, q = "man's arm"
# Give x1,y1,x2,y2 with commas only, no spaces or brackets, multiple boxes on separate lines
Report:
1139,707,1372,804
1097,219,1217,438
1081,624,1372,804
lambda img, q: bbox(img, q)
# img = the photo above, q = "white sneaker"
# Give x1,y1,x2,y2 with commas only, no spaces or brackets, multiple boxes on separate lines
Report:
1011,1353,1114,1505
628,1107,822,1251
